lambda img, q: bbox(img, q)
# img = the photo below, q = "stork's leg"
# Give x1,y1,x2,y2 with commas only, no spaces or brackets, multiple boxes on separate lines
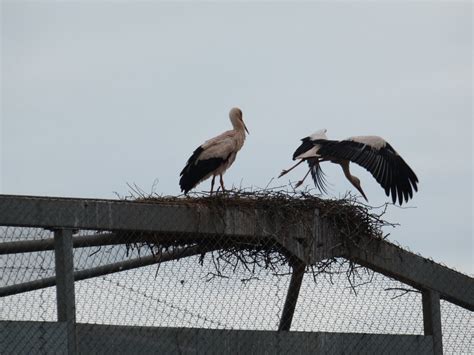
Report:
210,175,216,195
294,168,312,188
219,174,225,193
278,160,304,178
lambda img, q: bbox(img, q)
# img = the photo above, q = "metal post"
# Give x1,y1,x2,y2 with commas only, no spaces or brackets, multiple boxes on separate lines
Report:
278,262,305,331
54,229,77,354
422,289,443,355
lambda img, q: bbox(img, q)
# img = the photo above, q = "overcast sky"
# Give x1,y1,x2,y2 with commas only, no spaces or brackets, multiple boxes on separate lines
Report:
1,1,472,273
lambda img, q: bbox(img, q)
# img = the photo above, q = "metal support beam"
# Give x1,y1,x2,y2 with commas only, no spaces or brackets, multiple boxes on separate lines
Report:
0,245,216,297
0,194,309,264
422,290,443,355
278,262,306,331
343,238,474,311
0,232,116,255
54,229,77,354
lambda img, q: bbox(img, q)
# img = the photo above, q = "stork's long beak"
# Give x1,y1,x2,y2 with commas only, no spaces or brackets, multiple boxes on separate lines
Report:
356,185,369,202
244,122,249,135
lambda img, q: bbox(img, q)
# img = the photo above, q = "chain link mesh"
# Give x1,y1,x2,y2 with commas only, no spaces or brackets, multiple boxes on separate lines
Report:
0,194,472,354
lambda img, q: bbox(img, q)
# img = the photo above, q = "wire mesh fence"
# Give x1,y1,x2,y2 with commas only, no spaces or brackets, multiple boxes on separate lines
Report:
0,193,473,354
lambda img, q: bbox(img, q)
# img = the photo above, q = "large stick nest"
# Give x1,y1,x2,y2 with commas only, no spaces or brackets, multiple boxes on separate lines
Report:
120,186,395,286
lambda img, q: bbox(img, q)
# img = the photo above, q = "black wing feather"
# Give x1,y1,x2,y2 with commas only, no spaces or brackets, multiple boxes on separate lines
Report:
292,137,316,160
179,146,226,194
313,139,419,205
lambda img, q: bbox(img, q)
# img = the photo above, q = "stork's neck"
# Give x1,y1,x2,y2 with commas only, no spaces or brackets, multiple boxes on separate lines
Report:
230,119,246,134
341,160,354,181
231,127,246,152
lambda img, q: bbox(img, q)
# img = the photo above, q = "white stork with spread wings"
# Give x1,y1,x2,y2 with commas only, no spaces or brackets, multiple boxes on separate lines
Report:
179,107,249,194
279,129,419,205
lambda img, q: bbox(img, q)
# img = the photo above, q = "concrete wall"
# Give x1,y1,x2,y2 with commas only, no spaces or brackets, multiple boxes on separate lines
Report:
1,321,433,355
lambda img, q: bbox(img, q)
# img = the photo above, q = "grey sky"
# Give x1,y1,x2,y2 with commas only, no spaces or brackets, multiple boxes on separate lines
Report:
1,1,472,273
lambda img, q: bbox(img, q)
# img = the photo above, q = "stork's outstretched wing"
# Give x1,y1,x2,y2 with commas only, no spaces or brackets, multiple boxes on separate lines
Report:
313,138,418,205
292,129,328,160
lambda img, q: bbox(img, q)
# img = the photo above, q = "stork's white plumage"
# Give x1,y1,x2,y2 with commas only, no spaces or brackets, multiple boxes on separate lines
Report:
179,107,249,194
279,130,419,205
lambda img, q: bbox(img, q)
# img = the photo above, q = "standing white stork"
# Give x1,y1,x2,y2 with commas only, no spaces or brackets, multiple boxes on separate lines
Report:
179,107,249,194
279,129,419,205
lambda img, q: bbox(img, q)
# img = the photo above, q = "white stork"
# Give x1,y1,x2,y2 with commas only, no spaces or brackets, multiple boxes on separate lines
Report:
279,129,419,205
179,107,249,194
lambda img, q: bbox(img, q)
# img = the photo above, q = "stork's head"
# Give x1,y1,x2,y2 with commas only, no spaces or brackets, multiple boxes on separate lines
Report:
352,176,369,202
229,107,249,134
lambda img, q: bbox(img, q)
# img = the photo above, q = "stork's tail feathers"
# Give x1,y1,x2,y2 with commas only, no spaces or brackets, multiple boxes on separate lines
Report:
308,159,329,194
